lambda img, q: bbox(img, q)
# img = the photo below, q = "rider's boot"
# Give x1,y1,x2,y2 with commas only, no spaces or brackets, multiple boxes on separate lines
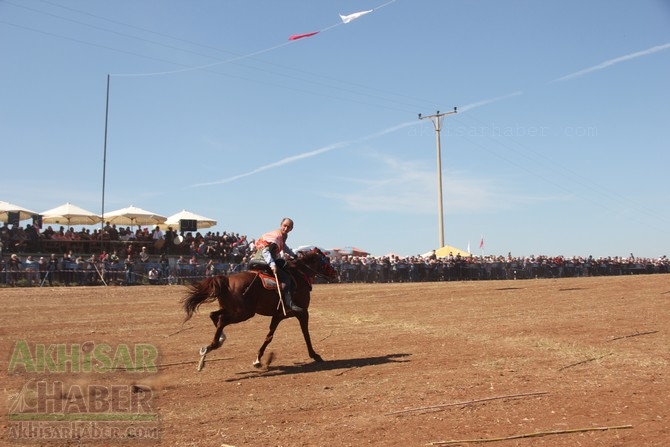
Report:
283,289,303,313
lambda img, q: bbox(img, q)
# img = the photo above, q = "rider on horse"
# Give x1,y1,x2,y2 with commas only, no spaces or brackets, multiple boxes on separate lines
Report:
254,217,303,313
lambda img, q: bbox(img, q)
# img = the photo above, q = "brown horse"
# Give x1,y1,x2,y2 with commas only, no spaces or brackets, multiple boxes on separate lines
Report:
182,248,338,370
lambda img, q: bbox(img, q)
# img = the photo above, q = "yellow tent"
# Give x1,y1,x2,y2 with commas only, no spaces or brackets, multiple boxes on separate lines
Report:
434,245,471,258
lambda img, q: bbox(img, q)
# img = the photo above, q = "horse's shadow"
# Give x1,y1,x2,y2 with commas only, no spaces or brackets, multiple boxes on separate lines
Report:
226,353,411,382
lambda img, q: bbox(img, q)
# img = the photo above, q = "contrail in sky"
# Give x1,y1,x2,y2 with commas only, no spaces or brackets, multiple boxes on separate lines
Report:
459,91,524,113
187,120,417,188
190,42,669,189
458,43,670,113
552,42,670,82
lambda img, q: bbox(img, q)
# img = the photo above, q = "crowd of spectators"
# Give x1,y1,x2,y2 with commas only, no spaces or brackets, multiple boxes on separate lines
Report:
332,252,669,283
0,222,668,287
0,221,251,258
0,221,254,286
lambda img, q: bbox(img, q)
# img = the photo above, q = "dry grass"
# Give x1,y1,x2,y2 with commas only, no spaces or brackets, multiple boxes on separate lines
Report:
1,275,669,446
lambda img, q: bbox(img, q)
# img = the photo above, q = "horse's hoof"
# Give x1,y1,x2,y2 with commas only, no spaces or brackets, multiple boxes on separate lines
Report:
199,346,208,356
312,354,324,362
252,359,262,368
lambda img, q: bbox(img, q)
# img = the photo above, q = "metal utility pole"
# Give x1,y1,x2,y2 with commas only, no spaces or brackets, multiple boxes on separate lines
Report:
101,74,110,250
419,107,457,249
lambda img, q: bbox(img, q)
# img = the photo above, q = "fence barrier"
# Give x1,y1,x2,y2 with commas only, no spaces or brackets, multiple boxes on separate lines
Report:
1,257,667,287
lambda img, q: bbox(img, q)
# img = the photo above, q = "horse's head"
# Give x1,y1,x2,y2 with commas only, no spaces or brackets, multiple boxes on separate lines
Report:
299,247,338,280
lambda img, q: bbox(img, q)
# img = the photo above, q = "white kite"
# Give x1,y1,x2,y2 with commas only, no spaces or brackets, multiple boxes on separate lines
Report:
339,10,373,23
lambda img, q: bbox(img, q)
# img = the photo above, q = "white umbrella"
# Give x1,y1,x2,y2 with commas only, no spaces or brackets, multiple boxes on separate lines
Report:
0,200,38,223
40,202,102,226
161,209,217,230
104,205,167,228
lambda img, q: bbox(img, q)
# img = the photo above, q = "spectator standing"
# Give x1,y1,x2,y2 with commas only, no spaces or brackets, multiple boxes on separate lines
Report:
25,224,40,252
152,225,163,240
152,225,164,254
108,250,120,282
205,259,216,277
8,253,22,285
123,243,134,259
108,223,119,241
0,224,9,253
176,255,187,283
24,255,39,286
38,256,47,284
74,255,86,284
164,226,176,254
139,246,150,263
87,254,100,284
124,254,135,285
159,253,170,281
46,254,58,286
189,255,200,277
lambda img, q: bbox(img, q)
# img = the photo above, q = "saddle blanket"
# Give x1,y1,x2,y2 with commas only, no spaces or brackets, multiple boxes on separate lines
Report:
258,272,278,290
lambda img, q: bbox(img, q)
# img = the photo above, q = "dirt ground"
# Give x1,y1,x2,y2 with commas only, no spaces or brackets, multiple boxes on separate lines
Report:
1,275,669,447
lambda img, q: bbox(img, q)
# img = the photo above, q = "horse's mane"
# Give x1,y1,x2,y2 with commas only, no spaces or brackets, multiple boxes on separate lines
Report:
289,249,320,269
289,248,336,281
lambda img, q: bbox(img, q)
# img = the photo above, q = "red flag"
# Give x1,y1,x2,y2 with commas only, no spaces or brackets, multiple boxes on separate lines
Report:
288,31,319,41
479,236,484,249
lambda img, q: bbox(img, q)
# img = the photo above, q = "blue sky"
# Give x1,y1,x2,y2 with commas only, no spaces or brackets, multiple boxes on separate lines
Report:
2,0,669,258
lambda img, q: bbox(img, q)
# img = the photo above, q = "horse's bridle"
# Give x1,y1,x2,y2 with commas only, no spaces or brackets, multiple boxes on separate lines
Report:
294,252,337,283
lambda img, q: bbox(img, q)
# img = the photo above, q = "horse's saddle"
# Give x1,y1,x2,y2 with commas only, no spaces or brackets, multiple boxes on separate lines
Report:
257,272,279,290
248,258,271,272
247,260,280,290
248,258,306,291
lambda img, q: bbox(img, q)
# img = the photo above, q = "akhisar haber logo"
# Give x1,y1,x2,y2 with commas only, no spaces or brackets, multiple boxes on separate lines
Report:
7,340,161,441
9,379,156,418
8,340,158,374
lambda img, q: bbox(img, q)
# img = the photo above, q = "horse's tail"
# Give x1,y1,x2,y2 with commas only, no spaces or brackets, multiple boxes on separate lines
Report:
181,276,229,322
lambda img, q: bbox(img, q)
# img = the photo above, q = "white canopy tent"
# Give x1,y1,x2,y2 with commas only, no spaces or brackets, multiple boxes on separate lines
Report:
0,200,37,223
103,205,167,228
40,202,102,226
160,209,217,230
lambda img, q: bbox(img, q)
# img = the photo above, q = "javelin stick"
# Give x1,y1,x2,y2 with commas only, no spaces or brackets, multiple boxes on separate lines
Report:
94,262,108,286
273,270,287,316
40,270,49,287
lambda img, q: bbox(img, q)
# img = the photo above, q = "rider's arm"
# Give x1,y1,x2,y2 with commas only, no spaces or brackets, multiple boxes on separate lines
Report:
283,243,296,259
261,246,276,270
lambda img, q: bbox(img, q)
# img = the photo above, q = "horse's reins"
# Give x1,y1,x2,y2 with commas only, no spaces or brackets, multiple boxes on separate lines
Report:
242,272,260,296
